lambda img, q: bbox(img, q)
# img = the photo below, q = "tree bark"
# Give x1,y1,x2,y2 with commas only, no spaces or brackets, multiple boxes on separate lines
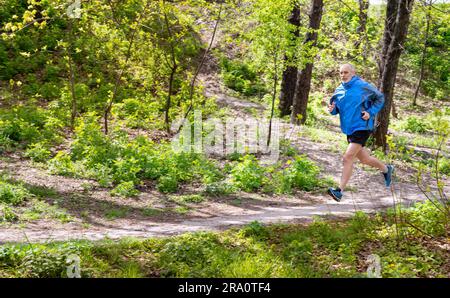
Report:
377,0,399,89
278,5,301,117
68,19,77,130
267,52,278,147
375,0,415,150
413,3,431,106
354,0,369,50
290,0,323,125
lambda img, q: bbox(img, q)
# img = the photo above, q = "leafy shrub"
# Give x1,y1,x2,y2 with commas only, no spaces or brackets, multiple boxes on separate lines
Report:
404,200,447,237
238,221,269,240
275,155,322,193
157,175,179,193
19,248,68,278
0,181,32,205
230,155,266,192
112,157,142,184
279,139,298,157
110,181,139,197
220,57,265,96
24,142,52,162
205,181,236,196
0,106,60,152
403,116,429,133
0,204,19,222
438,157,450,176
47,152,75,176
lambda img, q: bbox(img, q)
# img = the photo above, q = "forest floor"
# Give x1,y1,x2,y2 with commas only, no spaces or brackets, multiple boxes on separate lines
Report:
0,23,448,244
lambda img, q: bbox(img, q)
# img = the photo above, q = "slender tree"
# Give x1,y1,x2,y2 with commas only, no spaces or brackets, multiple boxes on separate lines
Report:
413,0,434,106
375,0,415,149
290,0,323,125
354,0,369,58
103,0,149,134
278,4,301,117
377,0,399,88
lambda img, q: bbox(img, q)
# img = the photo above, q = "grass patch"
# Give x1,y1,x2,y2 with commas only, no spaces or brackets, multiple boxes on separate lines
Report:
104,208,129,220
0,200,447,278
141,208,164,217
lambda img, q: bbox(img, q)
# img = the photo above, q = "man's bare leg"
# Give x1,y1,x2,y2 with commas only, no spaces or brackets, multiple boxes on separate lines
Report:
339,143,363,191
356,148,388,172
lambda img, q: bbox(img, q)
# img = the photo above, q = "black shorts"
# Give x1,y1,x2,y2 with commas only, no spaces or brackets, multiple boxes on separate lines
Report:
347,130,371,147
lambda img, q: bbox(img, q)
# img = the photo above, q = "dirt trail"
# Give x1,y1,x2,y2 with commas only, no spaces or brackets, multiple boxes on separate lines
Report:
0,19,448,244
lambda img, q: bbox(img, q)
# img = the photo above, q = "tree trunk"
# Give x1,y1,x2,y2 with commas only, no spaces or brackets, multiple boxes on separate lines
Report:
163,2,178,133
267,52,278,147
413,5,431,106
68,19,77,130
375,0,415,150
377,0,399,89
354,0,369,50
165,65,177,133
278,5,301,117
290,0,323,125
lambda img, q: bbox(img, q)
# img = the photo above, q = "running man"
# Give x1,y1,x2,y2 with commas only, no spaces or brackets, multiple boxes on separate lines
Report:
327,63,394,202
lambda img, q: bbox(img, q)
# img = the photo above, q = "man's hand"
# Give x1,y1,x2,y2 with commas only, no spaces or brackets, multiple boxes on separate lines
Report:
328,102,336,113
361,111,370,120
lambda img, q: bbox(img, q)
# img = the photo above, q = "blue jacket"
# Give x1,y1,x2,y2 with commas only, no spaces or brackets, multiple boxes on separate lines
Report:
329,76,384,135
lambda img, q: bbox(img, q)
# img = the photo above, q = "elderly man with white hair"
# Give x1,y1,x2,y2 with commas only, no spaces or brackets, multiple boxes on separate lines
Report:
327,63,394,202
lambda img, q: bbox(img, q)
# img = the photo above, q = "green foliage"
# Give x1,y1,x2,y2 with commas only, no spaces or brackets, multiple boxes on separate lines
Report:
273,155,323,193
170,194,205,204
279,139,298,157
110,181,139,198
230,155,266,192
0,204,19,222
402,116,429,133
156,175,179,193
0,203,448,278
239,221,269,240
204,181,236,196
47,151,76,177
438,157,450,176
104,208,129,220
403,200,448,237
24,142,52,162
47,114,222,194
219,57,266,96
0,180,32,206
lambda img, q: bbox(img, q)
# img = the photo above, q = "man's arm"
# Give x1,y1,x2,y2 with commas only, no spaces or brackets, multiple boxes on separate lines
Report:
365,83,384,117
329,94,339,115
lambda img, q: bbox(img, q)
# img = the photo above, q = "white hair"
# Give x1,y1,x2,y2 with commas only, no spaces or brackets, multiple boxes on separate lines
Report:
340,63,356,72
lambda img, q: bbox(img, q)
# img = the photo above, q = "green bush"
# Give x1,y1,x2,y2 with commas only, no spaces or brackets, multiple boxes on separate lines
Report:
0,181,32,205
238,221,269,240
403,116,429,133
24,142,52,162
157,175,179,193
0,106,63,155
47,152,76,176
62,115,222,193
220,57,265,96
205,181,236,196
438,157,450,176
405,200,447,237
0,204,19,222
110,181,139,197
276,155,322,192
230,155,266,192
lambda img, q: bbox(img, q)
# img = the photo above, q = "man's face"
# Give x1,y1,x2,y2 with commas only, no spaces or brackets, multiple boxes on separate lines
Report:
339,66,355,83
